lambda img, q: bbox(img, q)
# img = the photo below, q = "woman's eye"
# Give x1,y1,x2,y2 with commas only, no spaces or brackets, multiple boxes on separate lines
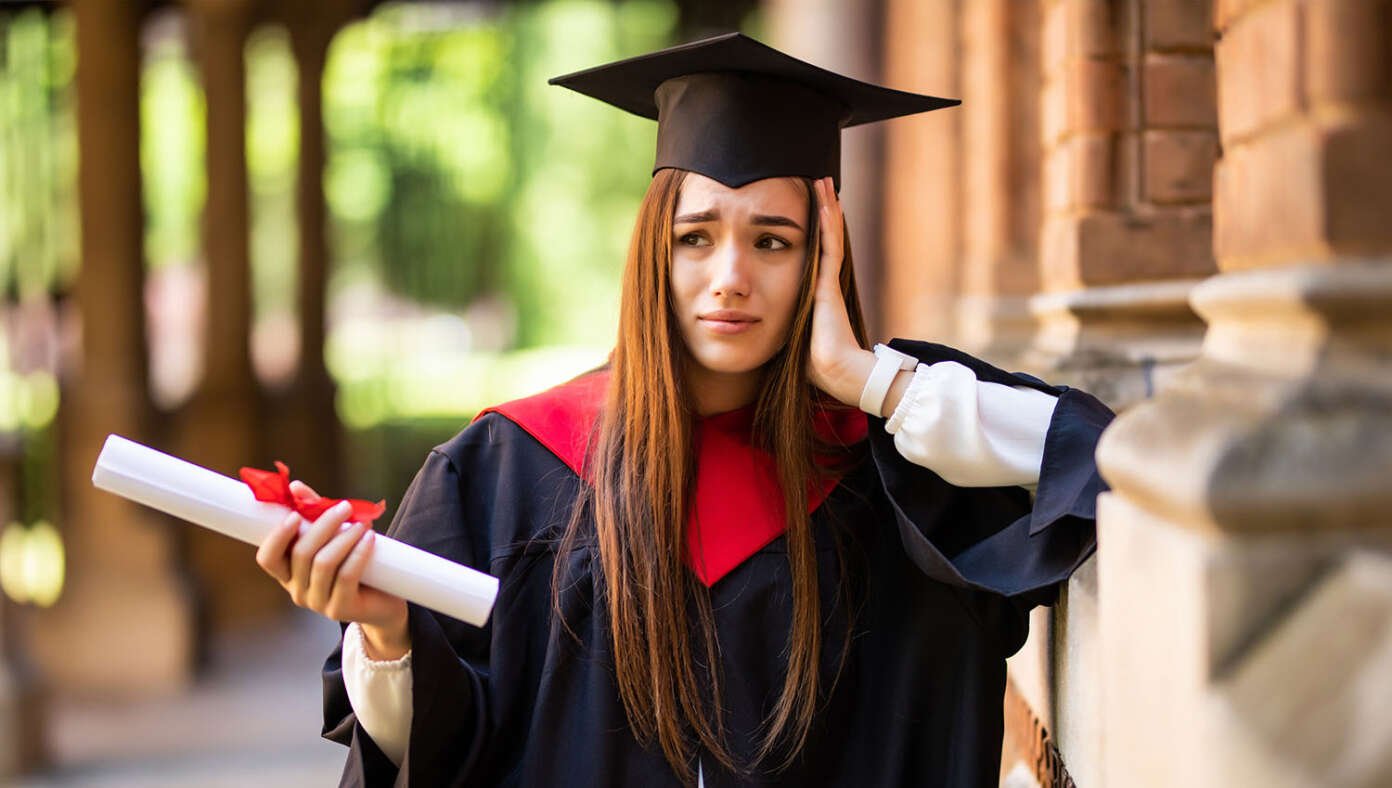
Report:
757,235,791,251
677,232,709,247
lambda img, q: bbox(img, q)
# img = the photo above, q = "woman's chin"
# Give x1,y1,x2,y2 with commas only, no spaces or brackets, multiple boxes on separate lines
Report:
687,348,771,378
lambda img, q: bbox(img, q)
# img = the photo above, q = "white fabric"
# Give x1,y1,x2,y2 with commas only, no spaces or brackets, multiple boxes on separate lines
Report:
884,361,1057,488
860,344,917,415
341,621,413,767
337,363,1058,767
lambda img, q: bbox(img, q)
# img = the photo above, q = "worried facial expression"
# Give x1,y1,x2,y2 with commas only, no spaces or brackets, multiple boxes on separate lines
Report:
669,173,810,383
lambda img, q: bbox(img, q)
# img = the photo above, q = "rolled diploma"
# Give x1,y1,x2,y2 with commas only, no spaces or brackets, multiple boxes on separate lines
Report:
91,434,498,627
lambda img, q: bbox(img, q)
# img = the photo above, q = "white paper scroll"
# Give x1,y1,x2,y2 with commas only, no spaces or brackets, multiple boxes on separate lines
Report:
91,434,498,627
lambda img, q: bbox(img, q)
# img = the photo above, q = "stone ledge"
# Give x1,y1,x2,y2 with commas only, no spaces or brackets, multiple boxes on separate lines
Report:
1024,278,1207,408
1032,278,1202,321
1026,278,1205,370
1097,259,1392,532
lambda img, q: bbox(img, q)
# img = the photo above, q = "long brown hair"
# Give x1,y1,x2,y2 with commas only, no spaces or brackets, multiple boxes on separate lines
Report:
553,168,869,783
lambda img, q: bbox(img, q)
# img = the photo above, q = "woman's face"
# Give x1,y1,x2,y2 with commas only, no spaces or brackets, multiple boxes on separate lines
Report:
669,173,809,388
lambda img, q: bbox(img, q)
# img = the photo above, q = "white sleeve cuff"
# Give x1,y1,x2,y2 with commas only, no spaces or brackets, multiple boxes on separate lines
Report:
341,621,414,767
884,360,1058,487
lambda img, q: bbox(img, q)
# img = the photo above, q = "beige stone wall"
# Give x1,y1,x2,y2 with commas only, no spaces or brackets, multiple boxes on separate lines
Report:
1096,0,1392,784
878,0,1391,785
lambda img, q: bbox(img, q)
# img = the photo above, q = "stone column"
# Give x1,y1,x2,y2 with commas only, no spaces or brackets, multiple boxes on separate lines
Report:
271,3,350,507
1027,0,1214,410
764,0,889,339
954,0,1042,365
1014,3,1220,785
181,0,282,628
1096,1,1392,785
879,0,961,343
30,0,196,693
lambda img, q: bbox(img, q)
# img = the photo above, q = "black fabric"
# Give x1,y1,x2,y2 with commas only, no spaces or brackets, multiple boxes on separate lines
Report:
322,343,1113,787
548,32,958,190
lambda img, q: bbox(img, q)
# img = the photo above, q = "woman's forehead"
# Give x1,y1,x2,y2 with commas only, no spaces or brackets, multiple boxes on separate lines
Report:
674,173,807,216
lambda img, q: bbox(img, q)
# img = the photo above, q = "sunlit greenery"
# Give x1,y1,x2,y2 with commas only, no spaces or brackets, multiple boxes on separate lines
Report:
9,1,688,432
0,8,78,299
142,26,205,271
311,0,677,428
0,1,700,576
0,519,63,607
247,26,300,327
324,0,676,347
0,9,69,583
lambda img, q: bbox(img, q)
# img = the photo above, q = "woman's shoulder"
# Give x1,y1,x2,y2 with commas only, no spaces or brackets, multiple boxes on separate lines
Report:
407,368,608,560
401,373,609,568
437,367,609,482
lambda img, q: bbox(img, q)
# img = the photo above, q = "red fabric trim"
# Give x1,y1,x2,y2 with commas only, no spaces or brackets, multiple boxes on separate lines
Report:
478,371,868,587
474,370,608,479
684,403,867,586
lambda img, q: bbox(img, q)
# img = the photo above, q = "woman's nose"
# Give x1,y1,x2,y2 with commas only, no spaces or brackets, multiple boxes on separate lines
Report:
709,242,751,298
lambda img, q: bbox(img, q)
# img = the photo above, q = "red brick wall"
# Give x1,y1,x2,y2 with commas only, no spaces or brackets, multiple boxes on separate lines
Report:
1215,0,1392,269
1039,0,1216,292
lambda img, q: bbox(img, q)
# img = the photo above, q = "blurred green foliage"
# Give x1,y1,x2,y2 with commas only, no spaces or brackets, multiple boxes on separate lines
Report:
0,1,782,587
142,25,205,273
4,0,685,360
247,26,300,325
323,0,676,347
0,8,78,300
0,0,691,485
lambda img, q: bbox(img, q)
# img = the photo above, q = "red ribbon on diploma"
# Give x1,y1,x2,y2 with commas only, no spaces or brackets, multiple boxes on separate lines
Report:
238,461,386,524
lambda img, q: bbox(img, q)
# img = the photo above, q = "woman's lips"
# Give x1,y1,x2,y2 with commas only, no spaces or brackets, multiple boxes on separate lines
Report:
698,312,760,335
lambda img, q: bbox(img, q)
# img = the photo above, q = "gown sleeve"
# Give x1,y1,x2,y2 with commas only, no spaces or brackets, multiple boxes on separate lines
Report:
320,444,497,787
869,339,1114,610
340,621,412,767
883,359,1059,488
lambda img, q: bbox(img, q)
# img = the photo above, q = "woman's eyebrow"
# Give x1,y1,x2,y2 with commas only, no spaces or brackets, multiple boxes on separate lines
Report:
751,214,804,232
674,209,717,224
672,209,805,233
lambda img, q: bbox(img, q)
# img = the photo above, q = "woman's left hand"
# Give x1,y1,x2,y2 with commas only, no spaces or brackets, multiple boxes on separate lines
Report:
808,176,875,407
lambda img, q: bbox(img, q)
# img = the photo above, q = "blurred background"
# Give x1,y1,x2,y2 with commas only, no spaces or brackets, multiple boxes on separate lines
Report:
0,0,1388,786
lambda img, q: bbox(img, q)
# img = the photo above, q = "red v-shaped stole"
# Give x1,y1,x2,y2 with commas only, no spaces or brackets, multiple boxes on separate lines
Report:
477,370,867,587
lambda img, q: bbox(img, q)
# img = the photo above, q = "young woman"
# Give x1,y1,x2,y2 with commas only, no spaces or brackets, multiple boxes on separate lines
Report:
256,34,1111,787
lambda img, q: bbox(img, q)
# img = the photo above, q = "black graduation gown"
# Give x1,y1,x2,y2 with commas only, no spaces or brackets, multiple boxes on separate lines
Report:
320,340,1114,787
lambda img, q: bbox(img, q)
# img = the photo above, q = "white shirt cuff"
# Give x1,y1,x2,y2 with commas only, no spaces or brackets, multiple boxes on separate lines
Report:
341,621,414,767
884,360,1057,487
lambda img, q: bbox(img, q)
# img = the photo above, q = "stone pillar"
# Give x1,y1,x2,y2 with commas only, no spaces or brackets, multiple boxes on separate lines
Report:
1096,1,1392,785
31,0,196,693
879,0,961,343
1027,0,1215,410
1013,3,1220,784
270,4,350,506
954,0,1042,365
181,0,282,628
764,0,888,339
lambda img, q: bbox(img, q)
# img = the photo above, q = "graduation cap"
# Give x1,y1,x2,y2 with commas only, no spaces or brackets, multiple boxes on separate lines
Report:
548,32,959,191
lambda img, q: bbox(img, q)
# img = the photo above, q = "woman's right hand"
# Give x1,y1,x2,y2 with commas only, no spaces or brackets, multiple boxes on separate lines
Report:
255,480,411,659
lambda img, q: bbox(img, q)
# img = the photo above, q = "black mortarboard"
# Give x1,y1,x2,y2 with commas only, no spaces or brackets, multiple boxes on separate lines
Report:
548,32,959,191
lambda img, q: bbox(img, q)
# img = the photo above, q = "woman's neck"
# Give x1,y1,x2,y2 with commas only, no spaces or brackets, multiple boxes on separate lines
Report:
684,362,762,416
